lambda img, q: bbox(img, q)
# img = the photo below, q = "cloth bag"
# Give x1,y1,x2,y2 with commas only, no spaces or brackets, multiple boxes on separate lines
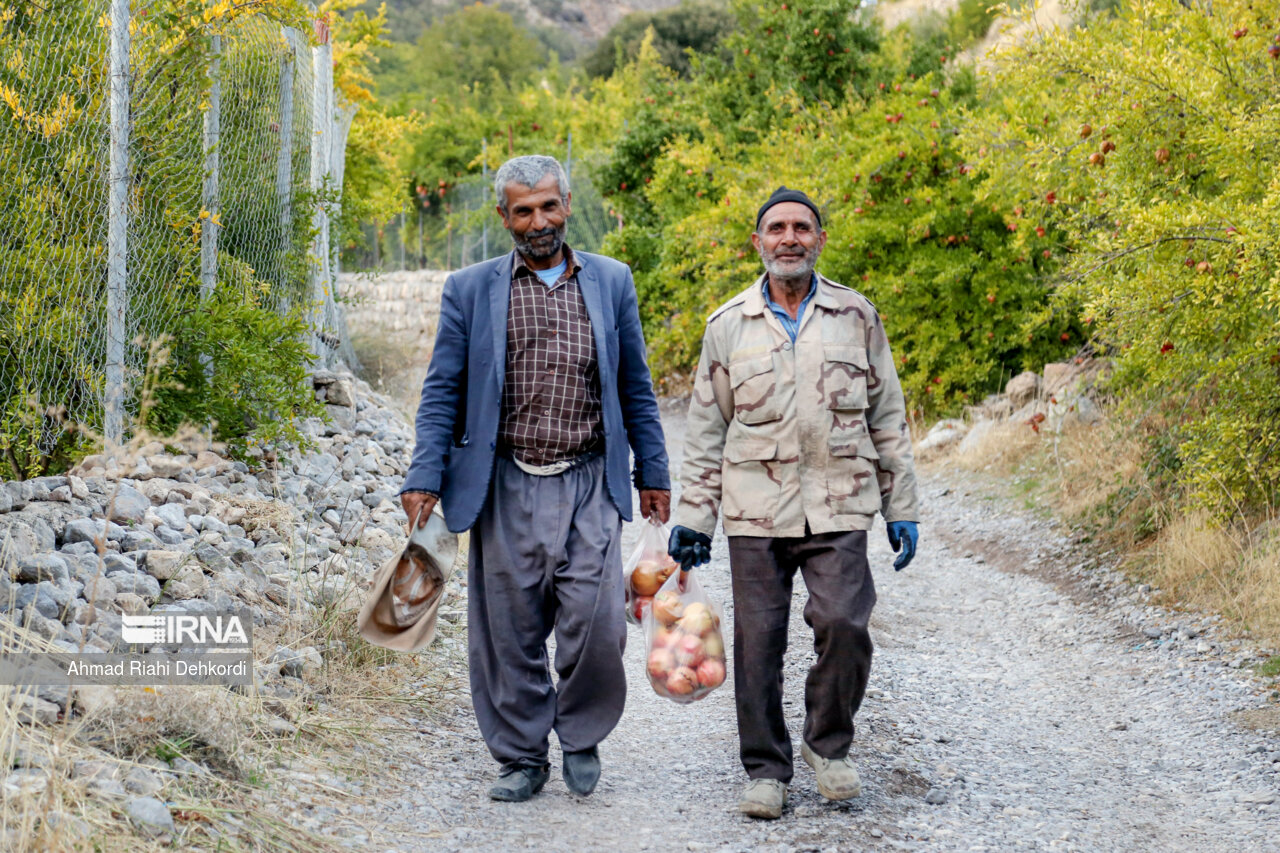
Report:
357,507,459,652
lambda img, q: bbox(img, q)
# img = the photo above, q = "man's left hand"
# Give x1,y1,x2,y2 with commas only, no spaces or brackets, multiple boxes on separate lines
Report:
887,521,919,571
639,489,671,524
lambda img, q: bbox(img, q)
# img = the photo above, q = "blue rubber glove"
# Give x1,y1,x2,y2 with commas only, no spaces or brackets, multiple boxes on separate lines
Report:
886,521,918,571
668,525,712,572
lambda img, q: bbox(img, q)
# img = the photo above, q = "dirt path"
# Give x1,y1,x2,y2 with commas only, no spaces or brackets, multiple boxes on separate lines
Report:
308,403,1280,852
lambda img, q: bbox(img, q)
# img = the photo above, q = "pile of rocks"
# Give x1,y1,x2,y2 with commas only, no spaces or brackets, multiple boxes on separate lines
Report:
915,358,1107,455
0,369,423,722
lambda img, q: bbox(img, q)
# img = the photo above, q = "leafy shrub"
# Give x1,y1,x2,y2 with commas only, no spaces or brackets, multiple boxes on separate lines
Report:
966,0,1280,512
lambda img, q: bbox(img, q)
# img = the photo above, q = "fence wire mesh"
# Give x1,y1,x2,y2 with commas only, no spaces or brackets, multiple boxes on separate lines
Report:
347,148,618,273
0,1,335,474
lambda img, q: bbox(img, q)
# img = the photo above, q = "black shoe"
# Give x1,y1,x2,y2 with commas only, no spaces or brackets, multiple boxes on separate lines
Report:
562,747,601,796
488,764,550,802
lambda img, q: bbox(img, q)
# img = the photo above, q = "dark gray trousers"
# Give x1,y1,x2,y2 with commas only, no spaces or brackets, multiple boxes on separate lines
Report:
467,455,627,770
727,529,875,783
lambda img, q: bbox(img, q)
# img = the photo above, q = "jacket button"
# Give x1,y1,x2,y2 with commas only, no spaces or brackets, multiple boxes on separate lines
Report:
782,341,793,351
489,441,496,449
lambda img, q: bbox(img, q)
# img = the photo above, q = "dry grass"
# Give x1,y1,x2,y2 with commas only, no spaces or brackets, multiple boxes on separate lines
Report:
938,410,1280,645
1,484,469,850
349,330,430,420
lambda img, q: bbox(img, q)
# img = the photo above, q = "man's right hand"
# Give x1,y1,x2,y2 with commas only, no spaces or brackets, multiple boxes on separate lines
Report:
400,491,439,529
668,525,712,572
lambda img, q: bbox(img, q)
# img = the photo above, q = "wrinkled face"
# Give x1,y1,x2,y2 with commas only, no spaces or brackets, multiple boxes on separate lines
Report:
751,202,826,281
497,174,572,260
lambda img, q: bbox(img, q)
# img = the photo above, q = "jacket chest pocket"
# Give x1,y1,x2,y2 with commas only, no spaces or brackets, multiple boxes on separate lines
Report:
722,438,783,522
821,344,869,410
729,354,782,425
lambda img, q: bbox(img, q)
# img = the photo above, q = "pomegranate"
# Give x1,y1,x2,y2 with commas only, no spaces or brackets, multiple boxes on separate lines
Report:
701,631,725,660
630,561,663,596
652,590,684,626
666,666,697,695
674,633,705,668
695,658,726,689
679,602,715,636
630,594,654,623
648,649,675,680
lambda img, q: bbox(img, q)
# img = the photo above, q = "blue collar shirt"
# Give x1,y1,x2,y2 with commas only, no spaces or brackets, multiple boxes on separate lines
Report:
762,274,818,343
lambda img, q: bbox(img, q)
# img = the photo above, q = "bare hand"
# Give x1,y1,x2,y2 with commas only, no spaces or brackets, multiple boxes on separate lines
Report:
639,489,671,524
400,492,438,530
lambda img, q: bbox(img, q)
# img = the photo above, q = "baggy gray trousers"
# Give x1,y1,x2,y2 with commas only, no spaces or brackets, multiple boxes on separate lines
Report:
728,529,876,783
467,454,627,770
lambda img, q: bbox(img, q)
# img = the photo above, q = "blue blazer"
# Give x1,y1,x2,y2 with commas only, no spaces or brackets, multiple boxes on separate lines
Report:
400,250,671,533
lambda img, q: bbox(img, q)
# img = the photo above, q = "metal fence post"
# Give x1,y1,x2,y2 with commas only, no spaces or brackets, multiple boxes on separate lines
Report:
276,27,298,295
309,19,333,363
201,34,221,301
104,0,130,449
482,137,489,259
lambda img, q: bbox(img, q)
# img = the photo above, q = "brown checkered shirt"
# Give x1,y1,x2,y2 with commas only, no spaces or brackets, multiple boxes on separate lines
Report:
498,246,604,466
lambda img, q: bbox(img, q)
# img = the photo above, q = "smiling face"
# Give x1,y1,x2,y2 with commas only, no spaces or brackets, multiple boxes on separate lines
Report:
751,201,827,284
497,174,572,265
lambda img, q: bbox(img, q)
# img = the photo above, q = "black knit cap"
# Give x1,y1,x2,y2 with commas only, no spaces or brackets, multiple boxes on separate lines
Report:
755,186,822,231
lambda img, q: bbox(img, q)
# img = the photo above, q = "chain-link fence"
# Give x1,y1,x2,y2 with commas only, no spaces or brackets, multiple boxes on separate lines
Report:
347,144,619,272
0,1,348,469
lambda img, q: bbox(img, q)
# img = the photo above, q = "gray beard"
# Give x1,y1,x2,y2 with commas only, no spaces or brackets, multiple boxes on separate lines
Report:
511,224,566,260
762,254,816,293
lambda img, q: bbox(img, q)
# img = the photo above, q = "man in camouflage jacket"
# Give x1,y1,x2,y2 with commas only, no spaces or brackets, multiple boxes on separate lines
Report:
669,187,920,820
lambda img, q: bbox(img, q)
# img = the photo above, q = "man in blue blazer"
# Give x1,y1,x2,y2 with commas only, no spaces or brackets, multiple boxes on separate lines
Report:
400,155,671,802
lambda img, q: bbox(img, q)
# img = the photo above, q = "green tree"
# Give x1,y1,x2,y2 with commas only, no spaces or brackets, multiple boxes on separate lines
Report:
583,2,734,79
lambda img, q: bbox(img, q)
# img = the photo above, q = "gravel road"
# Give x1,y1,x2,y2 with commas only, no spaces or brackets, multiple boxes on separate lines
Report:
316,402,1280,852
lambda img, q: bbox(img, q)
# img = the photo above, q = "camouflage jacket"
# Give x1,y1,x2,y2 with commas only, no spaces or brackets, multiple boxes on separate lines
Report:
673,274,919,538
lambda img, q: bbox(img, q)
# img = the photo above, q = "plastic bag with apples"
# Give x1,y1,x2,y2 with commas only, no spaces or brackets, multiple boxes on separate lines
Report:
623,519,680,625
641,569,727,703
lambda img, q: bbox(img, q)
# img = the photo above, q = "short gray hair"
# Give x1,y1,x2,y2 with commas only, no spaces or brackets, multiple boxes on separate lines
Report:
494,155,569,213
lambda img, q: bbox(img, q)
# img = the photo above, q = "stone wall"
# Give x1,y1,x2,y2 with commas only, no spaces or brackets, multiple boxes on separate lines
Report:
339,270,448,361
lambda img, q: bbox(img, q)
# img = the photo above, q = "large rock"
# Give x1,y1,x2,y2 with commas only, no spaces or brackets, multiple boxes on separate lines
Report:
109,572,161,601
62,517,125,546
151,503,188,531
10,693,60,726
957,419,999,456
141,550,186,581
146,455,188,479
15,554,70,584
326,378,355,408
1005,371,1041,407
1047,393,1103,432
0,517,40,567
917,419,967,454
125,796,175,836
106,483,150,523
1042,361,1083,397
